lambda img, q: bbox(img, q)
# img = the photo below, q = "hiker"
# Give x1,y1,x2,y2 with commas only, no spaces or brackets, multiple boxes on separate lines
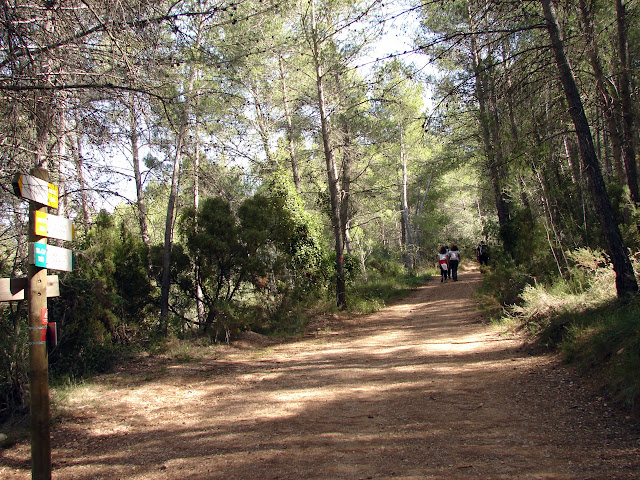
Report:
448,244,461,281
445,245,452,279
476,241,489,266
438,246,449,282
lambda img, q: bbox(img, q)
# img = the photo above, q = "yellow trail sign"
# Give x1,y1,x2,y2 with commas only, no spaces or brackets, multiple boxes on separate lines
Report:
34,211,75,241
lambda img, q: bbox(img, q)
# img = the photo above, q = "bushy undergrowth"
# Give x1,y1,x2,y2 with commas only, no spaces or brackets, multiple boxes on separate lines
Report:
247,266,430,335
560,301,640,413
475,252,535,320
494,248,640,416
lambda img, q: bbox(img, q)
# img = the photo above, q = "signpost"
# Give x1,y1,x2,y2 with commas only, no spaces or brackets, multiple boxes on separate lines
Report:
26,168,52,480
0,275,59,302
29,243,74,272
3,168,74,480
12,173,59,209
33,211,75,242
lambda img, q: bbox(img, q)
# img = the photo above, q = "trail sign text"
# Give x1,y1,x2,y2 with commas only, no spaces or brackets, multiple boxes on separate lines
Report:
12,173,59,209
34,211,75,242
29,242,74,272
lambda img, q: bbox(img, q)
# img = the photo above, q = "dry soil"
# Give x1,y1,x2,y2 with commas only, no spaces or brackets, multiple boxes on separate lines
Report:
2,266,640,479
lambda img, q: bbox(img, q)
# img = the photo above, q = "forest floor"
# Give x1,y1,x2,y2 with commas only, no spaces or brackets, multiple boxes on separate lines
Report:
2,265,640,479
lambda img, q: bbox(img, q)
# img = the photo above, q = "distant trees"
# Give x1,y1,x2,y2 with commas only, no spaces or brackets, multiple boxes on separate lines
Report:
1,0,436,318
369,59,430,269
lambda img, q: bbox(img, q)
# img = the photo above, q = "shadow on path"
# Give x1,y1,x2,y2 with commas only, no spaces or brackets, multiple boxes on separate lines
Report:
2,267,639,479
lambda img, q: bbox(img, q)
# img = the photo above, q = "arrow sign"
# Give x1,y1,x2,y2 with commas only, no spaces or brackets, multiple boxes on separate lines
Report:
28,243,74,272
33,211,75,242
0,275,60,302
12,173,59,209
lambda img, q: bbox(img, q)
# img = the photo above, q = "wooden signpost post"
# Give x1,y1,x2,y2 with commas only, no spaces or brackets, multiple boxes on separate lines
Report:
4,169,75,480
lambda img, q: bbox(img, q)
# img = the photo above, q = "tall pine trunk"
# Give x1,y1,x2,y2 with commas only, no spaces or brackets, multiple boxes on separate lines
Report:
159,69,198,331
193,97,205,328
399,126,414,270
336,74,353,257
308,10,346,309
70,114,91,232
616,0,639,205
466,2,511,253
578,0,626,189
129,94,151,275
316,69,346,309
279,55,301,192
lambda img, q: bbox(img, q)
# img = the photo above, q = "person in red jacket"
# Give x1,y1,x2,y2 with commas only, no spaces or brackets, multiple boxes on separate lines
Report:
438,246,449,283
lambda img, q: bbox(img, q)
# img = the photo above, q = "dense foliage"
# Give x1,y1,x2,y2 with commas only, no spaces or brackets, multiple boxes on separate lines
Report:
1,0,640,420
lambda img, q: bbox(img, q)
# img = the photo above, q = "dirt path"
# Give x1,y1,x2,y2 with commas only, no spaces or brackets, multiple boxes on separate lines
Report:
2,266,640,479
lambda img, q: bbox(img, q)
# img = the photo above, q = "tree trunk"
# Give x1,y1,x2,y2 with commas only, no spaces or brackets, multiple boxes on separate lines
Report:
308,14,346,309
501,38,521,149
159,130,183,332
541,0,637,296
193,91,205,328
160,70,198,330
34,48,53,169
533,161,568,270
465,2,511,252
336,74,353,257
616,0,639,205
251,82,276,170
487,73,516,256
70,114,91,232
563,133,588,240
399,127,414,269
318,73,346,309
129,94,151,274
579,0,626,190
279,55,301,192
159,16,204,330
413,173,433,262
55,100,67,218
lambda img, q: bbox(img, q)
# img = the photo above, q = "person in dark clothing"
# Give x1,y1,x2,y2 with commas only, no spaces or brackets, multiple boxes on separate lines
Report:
476,241,489,266
448,244,460,281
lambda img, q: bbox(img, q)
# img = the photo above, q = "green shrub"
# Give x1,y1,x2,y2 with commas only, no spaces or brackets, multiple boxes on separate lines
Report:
476,251,534,309
367,257,405,277
0,307,28,422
